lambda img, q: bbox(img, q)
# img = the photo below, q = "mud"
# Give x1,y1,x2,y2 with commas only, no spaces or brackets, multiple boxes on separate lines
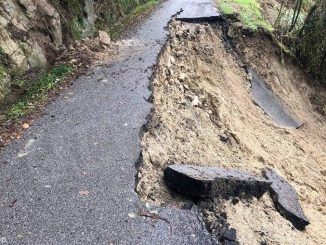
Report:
136,20,326,244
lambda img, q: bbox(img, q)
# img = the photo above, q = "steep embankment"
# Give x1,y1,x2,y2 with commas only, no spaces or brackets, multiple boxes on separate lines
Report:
136,20,326,244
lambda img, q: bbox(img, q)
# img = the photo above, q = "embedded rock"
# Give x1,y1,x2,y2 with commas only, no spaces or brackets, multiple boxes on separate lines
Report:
0,0,62,70
99,31,111,46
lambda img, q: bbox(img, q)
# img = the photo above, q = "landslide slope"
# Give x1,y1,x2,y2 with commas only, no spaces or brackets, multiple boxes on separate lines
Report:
137,20,326,244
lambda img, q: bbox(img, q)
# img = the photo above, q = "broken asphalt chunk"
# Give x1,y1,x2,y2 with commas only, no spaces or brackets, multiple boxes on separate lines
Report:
164,165,271,199
248,68,303,128
176,2,221,22
263,169,310,230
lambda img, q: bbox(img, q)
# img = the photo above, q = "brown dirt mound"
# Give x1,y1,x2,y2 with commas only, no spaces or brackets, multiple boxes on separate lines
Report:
136,20,326,244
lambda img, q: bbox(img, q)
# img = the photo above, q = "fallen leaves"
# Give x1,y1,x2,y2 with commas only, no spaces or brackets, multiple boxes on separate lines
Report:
9,199,17,208
128,213,136,218
22,123,30,129
79,190,90,196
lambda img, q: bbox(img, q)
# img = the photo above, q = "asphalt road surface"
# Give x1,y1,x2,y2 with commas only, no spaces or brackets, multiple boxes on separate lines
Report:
0,0,220,244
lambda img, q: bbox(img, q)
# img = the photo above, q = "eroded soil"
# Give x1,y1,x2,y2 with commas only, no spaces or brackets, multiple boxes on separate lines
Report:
136,20,326,244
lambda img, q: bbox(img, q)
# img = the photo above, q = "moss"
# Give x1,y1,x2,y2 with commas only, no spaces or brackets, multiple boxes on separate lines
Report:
0,65,5,86
0,65,10,103
217,0,273,32
0,48,11,102
69,17,86,40
0,47,11,68
50,0,87,40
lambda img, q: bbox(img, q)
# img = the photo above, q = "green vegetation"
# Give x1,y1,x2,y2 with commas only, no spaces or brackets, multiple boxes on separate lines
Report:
97,0,159,39
50,0,159,39
297,0,326,84
218,0,273,31
6,65,73,120
0,65,5,81
0,66,5,92
50,0,89,39
1,0,159,122
130,0,159,15
0,47,11,72
0,47,11,101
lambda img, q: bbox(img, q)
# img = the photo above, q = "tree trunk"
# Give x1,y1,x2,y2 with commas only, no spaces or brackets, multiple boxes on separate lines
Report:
297,0,326,84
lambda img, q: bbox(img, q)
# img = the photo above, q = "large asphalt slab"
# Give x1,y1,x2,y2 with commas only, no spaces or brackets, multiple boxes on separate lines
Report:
248,68,302,128
0,0,219,244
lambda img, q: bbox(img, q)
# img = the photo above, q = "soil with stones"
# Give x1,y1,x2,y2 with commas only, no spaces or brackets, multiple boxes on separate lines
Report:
136,20,326,244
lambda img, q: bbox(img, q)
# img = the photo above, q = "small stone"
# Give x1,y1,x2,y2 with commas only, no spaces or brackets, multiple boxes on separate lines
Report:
320,170,326,176
176,51,183,57
223,228,237,241
263,169,310,230
68,44,75,50
182,201,194,210
128,213,136,218
100,79,108,83
178,72,187,81
99,30,111,46
227,27,234,38
22,123,30,129
191,96,200,106
219,133,229,143
164,165,271,199
231,198,239,205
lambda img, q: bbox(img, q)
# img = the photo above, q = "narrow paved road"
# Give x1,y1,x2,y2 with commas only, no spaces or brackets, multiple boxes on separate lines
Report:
0,1,219,244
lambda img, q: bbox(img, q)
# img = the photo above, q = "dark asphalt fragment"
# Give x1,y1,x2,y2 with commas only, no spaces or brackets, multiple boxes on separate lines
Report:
9,199,17,208
223,228,237,241
248,68,302,128
263,168,310,230
176,1,221,22
164,165,271,199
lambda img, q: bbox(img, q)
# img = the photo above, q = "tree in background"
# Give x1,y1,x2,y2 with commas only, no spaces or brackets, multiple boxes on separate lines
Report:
297,0,326,84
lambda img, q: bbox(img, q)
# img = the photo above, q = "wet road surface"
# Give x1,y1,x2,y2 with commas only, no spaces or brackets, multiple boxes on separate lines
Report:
0,0,219,244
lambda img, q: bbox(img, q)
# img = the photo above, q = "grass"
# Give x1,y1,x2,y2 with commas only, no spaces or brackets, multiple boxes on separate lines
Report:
6,65,73,120
104,0,159,39
130,0,159,15
218,0,273,31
